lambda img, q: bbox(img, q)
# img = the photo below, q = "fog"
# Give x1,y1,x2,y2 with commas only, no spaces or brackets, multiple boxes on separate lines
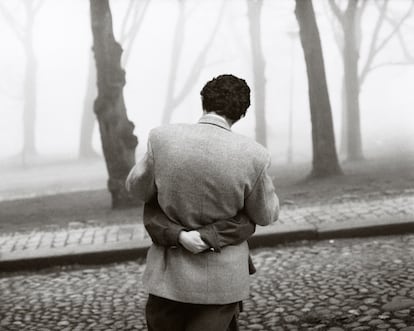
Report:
0,0,413,167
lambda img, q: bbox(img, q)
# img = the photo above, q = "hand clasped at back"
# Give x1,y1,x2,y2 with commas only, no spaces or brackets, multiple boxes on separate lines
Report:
178,230,210,254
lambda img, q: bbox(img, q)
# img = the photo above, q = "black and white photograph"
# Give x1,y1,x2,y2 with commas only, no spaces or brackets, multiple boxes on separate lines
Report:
1,0,414,330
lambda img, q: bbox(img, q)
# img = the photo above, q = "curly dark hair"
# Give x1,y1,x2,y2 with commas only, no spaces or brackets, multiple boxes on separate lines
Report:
200,74,251,122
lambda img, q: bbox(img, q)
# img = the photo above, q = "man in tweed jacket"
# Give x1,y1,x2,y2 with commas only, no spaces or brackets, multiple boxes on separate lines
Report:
126,74,279,331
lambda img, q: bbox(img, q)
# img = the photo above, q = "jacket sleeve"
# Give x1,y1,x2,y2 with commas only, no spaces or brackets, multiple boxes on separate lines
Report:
144,197,255,251
197,213,256,252
144,196,187,247
244,155,279,226
125,138,156,202
144,200,257,275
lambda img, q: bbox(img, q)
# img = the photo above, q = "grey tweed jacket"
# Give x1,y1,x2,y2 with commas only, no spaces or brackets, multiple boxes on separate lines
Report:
126,114,279,304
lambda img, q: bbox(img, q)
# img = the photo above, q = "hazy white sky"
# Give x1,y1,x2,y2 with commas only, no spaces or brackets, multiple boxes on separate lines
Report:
0,0,413,164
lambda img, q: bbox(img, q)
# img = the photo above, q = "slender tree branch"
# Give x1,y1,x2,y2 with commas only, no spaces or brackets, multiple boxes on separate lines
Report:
396,31,414,62
345,0,357,13
323,0,343,55
328,0,345,24
367,61,414,72
21,0,32,14
360,0,414,83
355,0,369,50
33,0,44,14
185,1,200,19
373,1,414,55
122,0,150,65
0,2,24,41
359,0,389,84
381,3,414,62
119,0,137,42
358,0,368,16
172,0,226,108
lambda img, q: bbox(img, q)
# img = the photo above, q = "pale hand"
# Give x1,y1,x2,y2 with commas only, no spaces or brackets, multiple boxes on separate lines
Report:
178,231,209,254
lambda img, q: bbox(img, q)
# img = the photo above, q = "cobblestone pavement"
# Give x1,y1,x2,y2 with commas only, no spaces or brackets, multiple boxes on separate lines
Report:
1,235,414,330
0,223,147,258
280,193,414,226
1,193,413,261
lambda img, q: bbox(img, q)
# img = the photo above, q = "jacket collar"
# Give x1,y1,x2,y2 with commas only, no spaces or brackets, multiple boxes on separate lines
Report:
198,114,231,131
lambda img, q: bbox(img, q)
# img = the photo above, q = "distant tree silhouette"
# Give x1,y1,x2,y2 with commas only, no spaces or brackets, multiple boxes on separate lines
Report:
0,0,44,165
327,0,414,161
89,0,138,208
385,10,414,66
247,0,267,147
161,0,225,124
295,0,342,177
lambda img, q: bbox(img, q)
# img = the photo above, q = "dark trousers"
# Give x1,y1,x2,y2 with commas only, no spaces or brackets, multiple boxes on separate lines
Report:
145,294,240,331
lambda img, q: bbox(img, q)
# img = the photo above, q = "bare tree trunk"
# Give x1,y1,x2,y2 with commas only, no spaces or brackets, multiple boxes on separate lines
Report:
80,0,149,159
247,0,267,147
295,0,342,177
0,1,44,166
22,7,37,165
343,4,363,161
79,49,98,159
90,0,138,208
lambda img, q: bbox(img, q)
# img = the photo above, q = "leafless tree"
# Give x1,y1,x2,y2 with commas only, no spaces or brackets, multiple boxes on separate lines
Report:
295,0,342,177
90,0,138,208
0,0,44,165
373,1,414,67
79,0,149,158
327,0,414,160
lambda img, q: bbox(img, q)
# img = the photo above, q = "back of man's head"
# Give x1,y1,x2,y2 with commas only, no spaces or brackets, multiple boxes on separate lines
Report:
200,74,251,123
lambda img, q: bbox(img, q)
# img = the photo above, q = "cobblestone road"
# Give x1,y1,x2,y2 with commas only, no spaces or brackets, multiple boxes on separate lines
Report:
1,235,414,331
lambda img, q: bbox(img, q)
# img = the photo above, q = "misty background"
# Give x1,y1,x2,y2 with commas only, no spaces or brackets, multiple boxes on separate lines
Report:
0,0,413,192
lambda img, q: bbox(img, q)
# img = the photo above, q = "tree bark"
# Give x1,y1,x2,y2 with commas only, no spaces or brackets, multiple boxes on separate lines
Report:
295,0,342,177
90,0,139,208
80,0,149,159
247,0,267,147
343,2,363,160
79,49,97,158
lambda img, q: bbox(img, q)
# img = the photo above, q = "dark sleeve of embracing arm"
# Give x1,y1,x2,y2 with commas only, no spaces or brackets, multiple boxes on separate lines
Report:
144,198,255,251
143,196,187,247
245,154,279,226
197,213,256,253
